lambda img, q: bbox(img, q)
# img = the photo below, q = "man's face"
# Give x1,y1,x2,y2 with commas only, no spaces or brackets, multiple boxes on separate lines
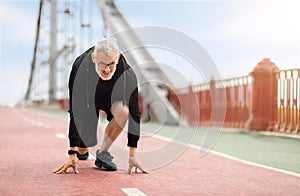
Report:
92,50,119,80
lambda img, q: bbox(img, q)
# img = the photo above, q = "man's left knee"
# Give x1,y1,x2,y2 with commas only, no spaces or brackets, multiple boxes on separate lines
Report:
111,101,129,126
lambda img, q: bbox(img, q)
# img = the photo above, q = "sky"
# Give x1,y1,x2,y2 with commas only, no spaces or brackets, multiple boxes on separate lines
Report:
0,0,300,106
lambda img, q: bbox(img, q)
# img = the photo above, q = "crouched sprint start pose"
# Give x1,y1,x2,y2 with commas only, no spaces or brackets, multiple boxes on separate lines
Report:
54,37,148,174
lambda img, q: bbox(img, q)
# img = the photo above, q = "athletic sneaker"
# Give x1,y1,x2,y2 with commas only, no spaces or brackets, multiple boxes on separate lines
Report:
77,151,89,160
95,150,117,171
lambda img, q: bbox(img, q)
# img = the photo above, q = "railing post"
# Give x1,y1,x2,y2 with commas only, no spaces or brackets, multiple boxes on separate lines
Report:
246,58,279,130
209,78,215,126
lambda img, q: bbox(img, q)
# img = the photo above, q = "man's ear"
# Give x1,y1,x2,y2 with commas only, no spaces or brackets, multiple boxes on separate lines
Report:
91,52,95,63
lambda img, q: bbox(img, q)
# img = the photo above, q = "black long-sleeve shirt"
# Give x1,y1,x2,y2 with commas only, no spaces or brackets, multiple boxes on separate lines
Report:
68,46,141,148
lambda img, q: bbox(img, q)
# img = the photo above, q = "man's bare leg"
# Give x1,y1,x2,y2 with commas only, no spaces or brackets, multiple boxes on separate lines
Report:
98,101,129,152
77,147,89,155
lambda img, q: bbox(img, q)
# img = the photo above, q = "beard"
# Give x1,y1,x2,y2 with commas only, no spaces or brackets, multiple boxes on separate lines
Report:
95,65,117,81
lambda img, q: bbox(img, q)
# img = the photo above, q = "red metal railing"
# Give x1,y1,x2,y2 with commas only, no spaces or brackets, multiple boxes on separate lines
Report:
57,99,69,111
168,58,300,134
221,75,252,128
168,75,252,128
276,69,300,133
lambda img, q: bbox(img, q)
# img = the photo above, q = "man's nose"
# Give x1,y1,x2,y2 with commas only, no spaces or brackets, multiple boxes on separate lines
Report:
104,66,110,71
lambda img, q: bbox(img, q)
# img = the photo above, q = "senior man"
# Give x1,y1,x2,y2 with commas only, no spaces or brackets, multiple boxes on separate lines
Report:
54,37,148,174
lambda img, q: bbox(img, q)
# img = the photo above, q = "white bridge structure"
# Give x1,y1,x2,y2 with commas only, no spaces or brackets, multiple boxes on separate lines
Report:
25,0,183,125
96,0,181,124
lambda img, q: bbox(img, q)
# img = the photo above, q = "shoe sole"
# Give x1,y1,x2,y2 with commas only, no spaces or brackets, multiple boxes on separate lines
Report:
95,159,117,171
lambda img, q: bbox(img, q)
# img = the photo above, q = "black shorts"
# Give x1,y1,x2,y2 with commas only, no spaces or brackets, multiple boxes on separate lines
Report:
68,97,124,148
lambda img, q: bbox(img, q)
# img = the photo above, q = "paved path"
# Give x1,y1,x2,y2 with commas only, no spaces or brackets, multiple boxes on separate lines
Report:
0,107,299,195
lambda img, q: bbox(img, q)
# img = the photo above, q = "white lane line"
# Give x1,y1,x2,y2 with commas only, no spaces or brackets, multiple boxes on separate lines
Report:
152,134,300,178
122,188,147,196
13,109,51,129
207,149,300,178
55,133,67,139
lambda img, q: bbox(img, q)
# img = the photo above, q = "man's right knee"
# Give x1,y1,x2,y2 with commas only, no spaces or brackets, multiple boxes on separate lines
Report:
110,101,129,128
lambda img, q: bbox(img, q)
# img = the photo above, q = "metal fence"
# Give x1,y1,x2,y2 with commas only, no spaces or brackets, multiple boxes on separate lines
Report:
276,69,300,132
168,59,300,134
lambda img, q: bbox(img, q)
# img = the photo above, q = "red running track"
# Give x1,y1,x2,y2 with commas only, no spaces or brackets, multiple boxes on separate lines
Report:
0,107,299,196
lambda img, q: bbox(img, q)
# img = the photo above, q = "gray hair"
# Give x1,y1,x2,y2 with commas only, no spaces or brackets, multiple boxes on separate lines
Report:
94,37,119,57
